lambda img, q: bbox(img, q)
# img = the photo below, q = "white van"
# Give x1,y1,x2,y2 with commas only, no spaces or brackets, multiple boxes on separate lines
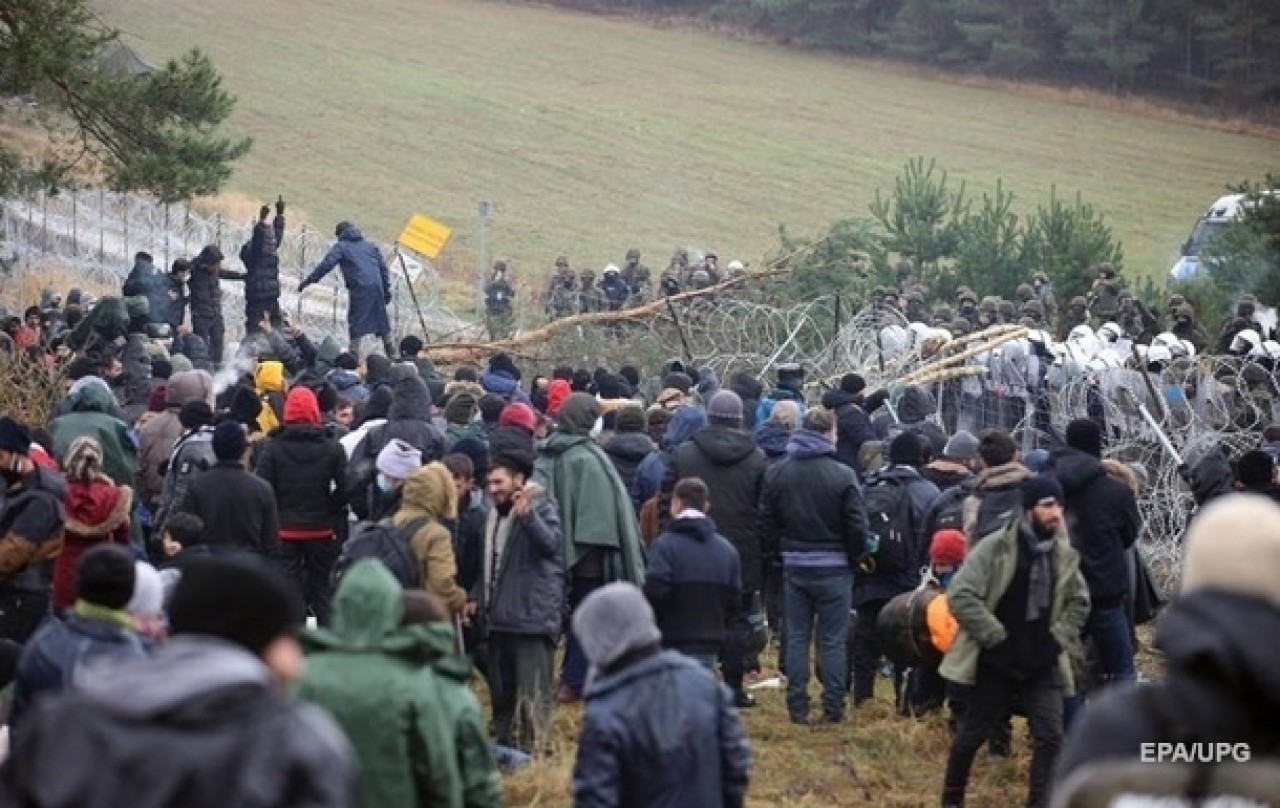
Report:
1170,191,1275,282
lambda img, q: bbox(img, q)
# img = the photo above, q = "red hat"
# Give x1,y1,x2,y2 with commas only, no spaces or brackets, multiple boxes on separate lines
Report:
498,402,538,435
283,387,321,427
547,379,572,417
930,529,967,568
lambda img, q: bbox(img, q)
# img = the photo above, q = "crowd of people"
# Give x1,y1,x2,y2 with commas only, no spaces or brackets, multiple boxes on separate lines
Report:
0,237,1277,807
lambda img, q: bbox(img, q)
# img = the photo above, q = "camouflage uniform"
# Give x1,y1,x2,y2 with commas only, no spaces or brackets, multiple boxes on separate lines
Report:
621,249,651,307
904,291,928,324
996,300,1016,325
1021,299,1046,328
956,287,980,328
1217,294,1262,354
1117,291,1158,344
485,262,515,339
579,270,602,314
1088,263,1123,323
546,258,578,320
1014,283,1034,306
1170,303,1209,354
1031,272,1057,327
1059,296,1089,340
977,297,1000,329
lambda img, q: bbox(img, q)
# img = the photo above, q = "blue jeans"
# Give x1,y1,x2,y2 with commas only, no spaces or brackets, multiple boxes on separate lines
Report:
783,567,853,719
1086,605,1136,685
561,576,604,695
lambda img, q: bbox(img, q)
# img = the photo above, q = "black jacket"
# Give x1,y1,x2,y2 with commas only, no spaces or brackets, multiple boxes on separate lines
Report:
243,215,284,304
729,372,763,432
3,636,354,808
602,432,656,496
121,257,169,327
662,426,766,593
186,260,244,324
822,389,873,473
450,488,489,593
1057,591,1280,783
761,430,867,565
644,516,742,655
178,462,281,557
255,425,348,531
1048,448,1140,608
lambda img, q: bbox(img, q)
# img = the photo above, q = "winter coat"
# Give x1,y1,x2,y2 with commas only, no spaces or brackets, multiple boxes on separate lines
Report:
1047,448,1140,608
962,462,1031,544
921,460,972,492
602,432,656,497
121,256,169,327
488,425,534,464
256,425,348,533
474,496,565,639
303,225,391,339
573,650,751,808
822,389,874,472
754,384,805,427
186,259,244,324
729,373,763,432
136,371,214,507
298,561,485,808
478,368,530,405
178,462,281,557
453,489,488,593
1057,591,1280,783
243,215,284,304
377,376,446,462
326,368,370,404
0,466,66,592
48,382,137,486
5,635,355,808
754,422,790,464
939,517,1090,694
51,478,131,609
662,426,766,593
855,465,939,606
644,515,742,655
10,607,147,729
761,429,867,566
393,466,467,613
533,433,646,584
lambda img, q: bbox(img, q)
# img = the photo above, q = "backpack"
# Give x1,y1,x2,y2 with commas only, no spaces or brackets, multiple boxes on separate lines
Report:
153,427,216,535
332,516,428,591
345,425,391,521
861,471,918,577
927,483,969,539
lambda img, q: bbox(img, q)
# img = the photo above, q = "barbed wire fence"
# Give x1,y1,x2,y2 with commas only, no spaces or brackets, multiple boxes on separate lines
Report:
0,190,469,346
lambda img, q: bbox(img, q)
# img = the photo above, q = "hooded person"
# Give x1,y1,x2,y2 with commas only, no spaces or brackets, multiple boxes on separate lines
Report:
479,353,530,405
5,553,355,807
1056,495,1280,804
822,373,873,473
631,404,708,516
392,463,467,613
50,437,133,610
532,393,647,702
325,352,369,404
729,371,764,431
253,360,287,435
300,221,395,356
296,560,488,808
345,377,445,519
923,430,978,492
571,582,751,808
602,405,654,494
545,379,572,418
443,391,485,449
136,369,215,511
49,378,137,487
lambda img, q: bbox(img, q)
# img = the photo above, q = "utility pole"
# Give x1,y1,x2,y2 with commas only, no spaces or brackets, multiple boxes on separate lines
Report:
476,200,493,319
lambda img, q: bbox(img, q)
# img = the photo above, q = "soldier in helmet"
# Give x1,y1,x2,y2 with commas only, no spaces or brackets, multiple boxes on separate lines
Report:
1217,293,1265,353
956,287,980,327
1117,290,1159,344
1030,271,1057,326
621,248,650,305
1089,263,1123,323
904,290,928,323
882,287,902,313
1170,302,1209,354
932,304,955,328
1021,299,1046,327
977,297,999,328
485,260,516,340
1059,296,1089,340
599,264,629,312
546,256,578,320
660,249,687,297
579,269,602,314
950,317,972,337
996,299,1016,325
687,252,719,290
894,258,914,293
1014,283,1034,306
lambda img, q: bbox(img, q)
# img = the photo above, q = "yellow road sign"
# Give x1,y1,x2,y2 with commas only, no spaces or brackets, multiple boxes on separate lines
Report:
397,213,452,259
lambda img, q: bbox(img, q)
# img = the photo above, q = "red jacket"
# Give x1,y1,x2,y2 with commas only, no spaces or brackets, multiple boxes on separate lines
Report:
52,478,132,609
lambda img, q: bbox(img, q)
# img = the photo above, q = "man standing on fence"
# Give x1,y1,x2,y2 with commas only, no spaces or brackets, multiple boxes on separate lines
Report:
299,221,395,357
240,197,286,333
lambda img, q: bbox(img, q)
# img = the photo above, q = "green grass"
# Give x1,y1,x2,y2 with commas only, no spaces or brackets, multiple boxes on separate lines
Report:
96,0,1278,289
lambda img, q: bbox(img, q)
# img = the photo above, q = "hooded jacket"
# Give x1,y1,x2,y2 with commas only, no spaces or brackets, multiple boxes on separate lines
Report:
822,389,874,472
962,462,1031,545
630,406,707,512
243,214,284,304
602,432,656,495
255,420,347,535
380,376,446,462
393,464,466,613
51,478,132,609
186,257,245,324
644,516,742,654
478,366,530,405
253,361,286,435
661,426,766,593
761,429,867,566
729,373,763,432
1048,448,1140,607
325,368,369,404
136,371,214,506
573,649,751,808
6,635,354,808
298,561,488,808
753,421,791,463
1057,591,1280,782
49,382,137,487
304,225,391,294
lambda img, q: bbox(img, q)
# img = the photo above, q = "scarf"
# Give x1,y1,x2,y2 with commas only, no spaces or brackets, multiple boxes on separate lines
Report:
483,507,516,607
75,600,136,630
1020,519,1055,622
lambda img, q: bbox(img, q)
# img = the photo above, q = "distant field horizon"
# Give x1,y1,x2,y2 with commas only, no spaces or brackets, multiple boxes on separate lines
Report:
98,0,1279,294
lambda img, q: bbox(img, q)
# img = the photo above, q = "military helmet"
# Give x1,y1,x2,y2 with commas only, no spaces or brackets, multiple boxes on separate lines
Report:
626,248,641,262
905,290,924,304
1015,283,1033,301
950,318,972,336
996,300,1016,317
1174,302,1194,319
1167,294,1186,311
1097,262,1117,279
932,304,954,322
493,259,508,272
1070,296,1087,309
956,286,977,305
1023,299,1045,319
979,296,999,313
555,255,569,268
580,269,594,281
1031,271,1049,284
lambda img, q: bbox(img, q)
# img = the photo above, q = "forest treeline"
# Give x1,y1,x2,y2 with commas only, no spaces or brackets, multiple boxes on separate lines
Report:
550,0,1279,112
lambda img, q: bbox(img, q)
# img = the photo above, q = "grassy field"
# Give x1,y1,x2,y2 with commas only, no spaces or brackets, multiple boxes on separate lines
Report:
96,0,1278,296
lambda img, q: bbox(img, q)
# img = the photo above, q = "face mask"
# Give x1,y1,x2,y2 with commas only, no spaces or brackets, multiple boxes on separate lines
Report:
375,474,395,494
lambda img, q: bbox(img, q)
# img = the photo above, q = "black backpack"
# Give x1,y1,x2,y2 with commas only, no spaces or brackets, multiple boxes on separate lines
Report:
862,471,918,577
332,516,428,591
153,427,216,535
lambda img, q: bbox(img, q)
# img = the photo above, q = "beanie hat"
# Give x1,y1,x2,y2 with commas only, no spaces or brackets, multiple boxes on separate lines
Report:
840,373,866,395
212,420,248,463
558,392,601,436
196,245,223,264
596,373,622,401
1182,494,1280,608
76,544,137,610
147,386,167,413
452,436,492,480
478,393,507,425
283,387,321,426
399,335,424,357
660,372,693,395
498,402,538,434
179,400,214,430
930,529,967,568
1021,474,1065,510
334,352,359,371
0,417,31,455
546,380,572,417
168,554,303,656
230,385,264,429
489,352,520,380
376,438,422,480
706,390,744,425
444,392,478,426
619,365,641,389
1066,418,1104,458
127,562,165,619
365,354,392,385
572,582,663,674
943,430,979,462
889,431,925,467
616,405,647,434
1235,450,1276,488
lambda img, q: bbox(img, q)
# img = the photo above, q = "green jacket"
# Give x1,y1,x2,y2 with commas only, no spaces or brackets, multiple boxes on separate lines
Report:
533,432,646,584
939,517,1090,695
297,561,496,808
49,382,137,486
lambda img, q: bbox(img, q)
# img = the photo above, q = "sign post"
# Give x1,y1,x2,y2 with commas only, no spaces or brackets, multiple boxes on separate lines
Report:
396,213,454,339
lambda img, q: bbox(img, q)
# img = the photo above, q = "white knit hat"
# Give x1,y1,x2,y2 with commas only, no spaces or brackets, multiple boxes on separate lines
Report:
1182,494,1280,609
127,562,165,619
376,438,422,481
